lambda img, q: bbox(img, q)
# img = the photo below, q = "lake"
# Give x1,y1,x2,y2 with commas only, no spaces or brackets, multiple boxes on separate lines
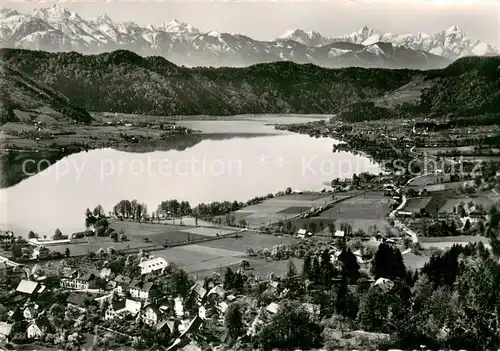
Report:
0,115,382,236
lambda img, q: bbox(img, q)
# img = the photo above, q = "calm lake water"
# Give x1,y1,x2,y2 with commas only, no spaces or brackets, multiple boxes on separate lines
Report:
1,115,382,235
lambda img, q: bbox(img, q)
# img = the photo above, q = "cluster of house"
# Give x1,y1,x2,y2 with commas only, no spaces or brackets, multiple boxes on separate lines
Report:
0,256,170,343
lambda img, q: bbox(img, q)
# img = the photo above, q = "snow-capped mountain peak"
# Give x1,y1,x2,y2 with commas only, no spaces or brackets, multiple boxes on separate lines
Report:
0,5,495,69
277,28,330,46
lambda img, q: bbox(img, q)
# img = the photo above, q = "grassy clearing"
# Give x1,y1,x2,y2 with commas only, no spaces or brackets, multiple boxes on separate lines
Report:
403,197,433,214
192,257,304,279
198,232,298,252
109,220,206,244
153,244,244,275
424,194,448,216
48,238,158,256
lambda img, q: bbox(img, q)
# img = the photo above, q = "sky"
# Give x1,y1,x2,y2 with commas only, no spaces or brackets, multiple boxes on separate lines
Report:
5,0,500,45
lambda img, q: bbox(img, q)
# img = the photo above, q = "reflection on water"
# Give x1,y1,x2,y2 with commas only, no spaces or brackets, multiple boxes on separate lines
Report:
1,116,381,236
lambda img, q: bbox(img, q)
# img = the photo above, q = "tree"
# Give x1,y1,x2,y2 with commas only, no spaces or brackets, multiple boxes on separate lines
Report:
302,254,312,280
463,218,471,232
170,270,192,299
225,303,244,342
110,231,119,242
11,244,22,258
258,301,323,350
372,243,406,280
240,259,250,270
338,248,360,283
65,248,71,258
28,231,37,239
53,228,63,240
286,260,297,278
224,268,235,290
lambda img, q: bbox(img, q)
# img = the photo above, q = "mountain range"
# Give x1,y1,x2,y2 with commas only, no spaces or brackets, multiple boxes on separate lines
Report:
2,48,499,124
0,5,497,69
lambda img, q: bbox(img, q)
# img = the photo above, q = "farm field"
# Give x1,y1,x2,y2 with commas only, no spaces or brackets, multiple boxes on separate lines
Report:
403,197,432,214
439,194,496,214
153,245,245,276
109,220,225,244
408,174,451,187
225,192,335,229
192,257,304,279
198,232,298,252
47,237,159,257
289,191,393,233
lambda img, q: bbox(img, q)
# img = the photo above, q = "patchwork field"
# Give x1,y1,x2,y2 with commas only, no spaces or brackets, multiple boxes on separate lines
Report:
288,191,392,234
109,220,239,244
153,244,245,275
192,257,304,279
48,237,159,257
198,232,298,252
439,194,496,214
403,197,432,214
226,192,335,228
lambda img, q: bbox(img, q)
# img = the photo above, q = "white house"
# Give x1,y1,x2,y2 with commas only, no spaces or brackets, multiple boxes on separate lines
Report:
334,230,345,238
105,299,141,320
374,278,394,293
60,272,96,290
266,302,280,314
138,257,168,275
142,304,161,326
297,229,306,239
174,297,184,318
129,280,154,301
26,320,49,339
23,306,37,320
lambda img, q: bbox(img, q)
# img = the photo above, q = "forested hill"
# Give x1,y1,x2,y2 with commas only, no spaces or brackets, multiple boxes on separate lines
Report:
1,48,499,120
0,61,92,125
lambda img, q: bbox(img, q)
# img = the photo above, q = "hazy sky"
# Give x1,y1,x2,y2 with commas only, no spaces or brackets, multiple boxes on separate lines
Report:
6,0,500,45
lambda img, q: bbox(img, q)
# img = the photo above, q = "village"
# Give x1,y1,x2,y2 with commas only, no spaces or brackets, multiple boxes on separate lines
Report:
0,115,499,350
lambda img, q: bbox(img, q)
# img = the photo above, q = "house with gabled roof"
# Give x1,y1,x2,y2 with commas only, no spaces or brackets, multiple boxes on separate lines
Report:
130,280,155,301
105,299,141,320
26,318,52,339
142,303,162,326
0,322,13,341
138,257,168,275
60,271,96,290
16,279,42,296
156,319,179,338
189,283,207,305
23,305,37,320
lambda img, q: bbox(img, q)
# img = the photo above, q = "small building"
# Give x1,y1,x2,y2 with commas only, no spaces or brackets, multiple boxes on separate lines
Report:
27,319,51,339
189,283,207,305
60,272,96,290
0,322,13,341
138,257,168,275
105,299,141,320
156,319,179,337
174,297,184,318
100,268,112,280
142,304,161,326
23,305,37,320
16,279,42,296
374,277,394,293
266,302,280,314
114,274,131,287
207,285,225,300
129,280,155,301
334,230,345,238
